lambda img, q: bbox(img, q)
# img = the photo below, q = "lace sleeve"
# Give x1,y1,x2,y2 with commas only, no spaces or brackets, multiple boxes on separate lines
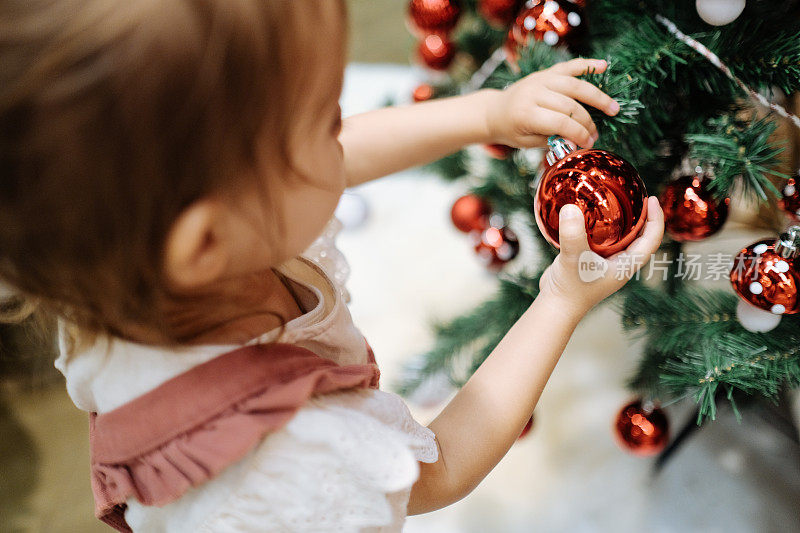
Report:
124,389,438,533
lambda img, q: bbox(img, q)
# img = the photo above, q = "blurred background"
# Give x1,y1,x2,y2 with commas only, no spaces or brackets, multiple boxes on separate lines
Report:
2,1,799,532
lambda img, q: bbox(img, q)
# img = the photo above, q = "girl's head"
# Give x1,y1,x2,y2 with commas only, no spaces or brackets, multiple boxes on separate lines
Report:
0,0,347,342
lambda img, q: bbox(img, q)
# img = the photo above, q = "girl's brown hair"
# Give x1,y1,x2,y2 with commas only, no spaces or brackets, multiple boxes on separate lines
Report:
0,0,344,343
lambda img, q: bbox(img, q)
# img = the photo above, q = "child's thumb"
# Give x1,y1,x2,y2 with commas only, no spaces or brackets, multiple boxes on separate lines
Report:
558,204,590,260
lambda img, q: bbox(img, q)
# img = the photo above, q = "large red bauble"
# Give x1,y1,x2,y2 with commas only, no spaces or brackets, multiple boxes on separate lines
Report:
479,0,524,27
779,176,800,223
729,233,800,316
451,194,491,233
614,399,669,456
505,0,586,67
408,0,462,36
534,137,648,257
660,172,730,242
472,225,520,270
417,34,457,70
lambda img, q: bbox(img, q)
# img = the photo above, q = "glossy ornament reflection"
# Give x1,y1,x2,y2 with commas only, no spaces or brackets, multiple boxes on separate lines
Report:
660,171,729,242
472,224,520,270
505,0,586,67
729,228,800,316
417,34,457,71
407,0,463,36
779,176,800,224
534,136,648,257
614,399,669,456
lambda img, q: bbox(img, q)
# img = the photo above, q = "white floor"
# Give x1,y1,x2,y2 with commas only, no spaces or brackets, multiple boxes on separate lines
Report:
337,64,800,533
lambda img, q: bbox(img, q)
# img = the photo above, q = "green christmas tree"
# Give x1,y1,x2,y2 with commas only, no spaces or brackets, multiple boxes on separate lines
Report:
400,0,800,430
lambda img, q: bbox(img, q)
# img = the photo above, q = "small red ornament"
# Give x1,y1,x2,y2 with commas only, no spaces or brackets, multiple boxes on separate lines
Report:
408,0,462,37
614,399,669,456
505,0,586,67
472,224,520,270
660,171,730,242
779,176,800,223
417,34,457,71
730,228,800,316
484,143,515,159
534,136,648,257
412,83,435,102
479,0,524,27
518,415,535,439
451,194,491,233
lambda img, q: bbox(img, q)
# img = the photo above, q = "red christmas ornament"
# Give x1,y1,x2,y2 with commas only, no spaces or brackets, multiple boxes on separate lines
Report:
479,0,524,27
729,227,800,316
417,34,457,71
412,83,435,102
408,0,462,37
518,415,535,439
534,136,648,257
779,176,800,223
505,0,586,67
484,143,515,159
614,399,669,456
472,224,520,270
660,171,730,242
451,194,491,233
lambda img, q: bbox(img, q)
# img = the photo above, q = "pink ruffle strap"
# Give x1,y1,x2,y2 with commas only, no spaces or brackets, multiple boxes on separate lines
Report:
89,342,379,532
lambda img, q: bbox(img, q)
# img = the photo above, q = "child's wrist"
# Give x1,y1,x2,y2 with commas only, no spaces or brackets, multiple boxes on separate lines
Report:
464,88,502,145
536,288,593,321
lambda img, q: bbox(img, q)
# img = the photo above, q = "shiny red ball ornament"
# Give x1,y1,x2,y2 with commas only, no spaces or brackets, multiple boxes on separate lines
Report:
472,224,520,270
660,171,730,242
518,415,535,439
417,34,457,71
412,83,435,103
614,399,669,456
484,143,515,159
505,0,586,67
408,0,462,37
729,228,800,316
479,0,524,27
534,136,648,257
451,194,491,233
779,176,800,223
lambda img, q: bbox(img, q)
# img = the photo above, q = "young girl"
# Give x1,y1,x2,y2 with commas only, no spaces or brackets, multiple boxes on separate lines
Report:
1,1,664,531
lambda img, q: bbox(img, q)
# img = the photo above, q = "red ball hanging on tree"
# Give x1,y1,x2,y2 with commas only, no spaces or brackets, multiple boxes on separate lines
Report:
484,143,515,159
660,170,730,242
779,176,800,223
412,83,435,102
451,194,491,233
408,0,462,37
614,399,669,456
417,34,457,71
534,136,649,257
505,0,586,67
472,224,520,270
479,0,524,27
730,227,800,317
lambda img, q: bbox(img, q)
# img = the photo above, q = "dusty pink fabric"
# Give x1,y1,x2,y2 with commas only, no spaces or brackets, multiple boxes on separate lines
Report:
89,342,379,532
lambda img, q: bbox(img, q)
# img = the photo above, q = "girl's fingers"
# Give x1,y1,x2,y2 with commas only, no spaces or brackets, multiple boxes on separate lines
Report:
547,58,607,77
526,107,594,148
545,76,619,116
536,91,597,142
609,197,665,264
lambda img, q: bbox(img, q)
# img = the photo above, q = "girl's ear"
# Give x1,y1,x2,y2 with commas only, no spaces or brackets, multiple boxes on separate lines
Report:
162,199,230,291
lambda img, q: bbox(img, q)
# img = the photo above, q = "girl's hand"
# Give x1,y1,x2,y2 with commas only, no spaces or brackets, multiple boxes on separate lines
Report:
483,58,618,149
539,197,665,314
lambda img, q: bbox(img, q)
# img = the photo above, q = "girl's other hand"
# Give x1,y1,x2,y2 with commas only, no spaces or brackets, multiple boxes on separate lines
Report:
483,58,619,149
539,197,665,315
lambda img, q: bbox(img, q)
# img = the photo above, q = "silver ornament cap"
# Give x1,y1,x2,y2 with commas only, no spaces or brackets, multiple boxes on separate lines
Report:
774,225,800,259
545,136,577,166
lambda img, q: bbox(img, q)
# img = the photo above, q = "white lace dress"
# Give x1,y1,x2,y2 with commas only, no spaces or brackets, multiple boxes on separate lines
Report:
55,218,439,532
